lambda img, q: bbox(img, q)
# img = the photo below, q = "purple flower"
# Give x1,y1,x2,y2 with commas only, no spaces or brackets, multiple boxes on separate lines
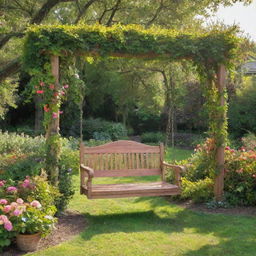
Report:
52,112,58,119
0,199,8,205
13,209,22,216
6,186,17,193
4,221,13,231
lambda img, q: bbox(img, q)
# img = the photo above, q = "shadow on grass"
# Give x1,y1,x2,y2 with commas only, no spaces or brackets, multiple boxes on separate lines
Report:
80,196,256,255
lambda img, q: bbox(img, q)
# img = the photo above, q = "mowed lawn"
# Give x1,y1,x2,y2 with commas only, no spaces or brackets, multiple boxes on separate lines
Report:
30,148,256,256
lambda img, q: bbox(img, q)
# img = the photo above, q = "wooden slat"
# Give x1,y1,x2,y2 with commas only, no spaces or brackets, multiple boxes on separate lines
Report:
145,153,149,168
140,153,144,169
94,169,161,177
123,153,127,169
136,153,139,169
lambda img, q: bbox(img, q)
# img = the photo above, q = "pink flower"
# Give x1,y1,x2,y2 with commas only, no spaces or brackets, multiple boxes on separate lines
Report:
60,91,65,95
225,146,230,151
16,198,24,204
10,202,18,208
6,186,17,193
52,112,58,119
0,199,8,205
59,110,63,114
13,209,22,216
0,215,8,224
4,221,13,231
40,81,45,86
36,90,44,94
0,180,6,187
49,84,55,90
63,84,69,89
30,200,41,208
22,178,30,188
252,174,256,178
3,205,11,213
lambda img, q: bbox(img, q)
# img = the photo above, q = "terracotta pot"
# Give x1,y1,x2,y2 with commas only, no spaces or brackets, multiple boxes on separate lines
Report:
16,232,41,252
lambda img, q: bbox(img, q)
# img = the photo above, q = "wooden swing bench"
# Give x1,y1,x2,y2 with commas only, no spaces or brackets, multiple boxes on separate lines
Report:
80,140,184,199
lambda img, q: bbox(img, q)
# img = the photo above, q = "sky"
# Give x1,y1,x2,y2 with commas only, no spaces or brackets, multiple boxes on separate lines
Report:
211,1,256,41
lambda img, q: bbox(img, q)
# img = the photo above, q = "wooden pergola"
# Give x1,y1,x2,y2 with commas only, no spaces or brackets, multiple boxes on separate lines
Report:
23,24,237,200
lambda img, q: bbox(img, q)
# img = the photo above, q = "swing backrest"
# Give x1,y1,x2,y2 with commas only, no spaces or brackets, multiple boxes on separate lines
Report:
80,140,164,178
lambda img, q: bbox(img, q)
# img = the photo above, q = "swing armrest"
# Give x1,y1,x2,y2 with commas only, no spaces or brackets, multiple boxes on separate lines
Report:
80,164,94,196
162,162,186,187
80,164,94,181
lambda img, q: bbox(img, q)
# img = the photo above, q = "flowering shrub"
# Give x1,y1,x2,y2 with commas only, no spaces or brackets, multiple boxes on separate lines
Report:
0,176,57,250
168,138,256,206
224,146,256,206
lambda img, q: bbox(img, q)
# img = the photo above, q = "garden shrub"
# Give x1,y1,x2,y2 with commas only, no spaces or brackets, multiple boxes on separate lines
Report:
0,132,79,213
181,177,214,203
83,118,127,141
168,138,256,206
0,131,45,155
224,146,256,206
0,154,43,180
141,132,165,144
241,132,256,151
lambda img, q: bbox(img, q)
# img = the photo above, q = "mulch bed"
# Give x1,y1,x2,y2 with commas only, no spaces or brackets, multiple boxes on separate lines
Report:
174,200,256,217
2,210,87,256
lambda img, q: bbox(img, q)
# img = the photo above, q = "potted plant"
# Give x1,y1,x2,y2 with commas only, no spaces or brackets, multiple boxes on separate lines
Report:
0,177,57,252
13,199,56,252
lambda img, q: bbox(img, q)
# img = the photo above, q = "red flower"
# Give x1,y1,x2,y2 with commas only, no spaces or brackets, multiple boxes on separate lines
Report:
49,84,55,90
36,90,44,94
44,105,50,112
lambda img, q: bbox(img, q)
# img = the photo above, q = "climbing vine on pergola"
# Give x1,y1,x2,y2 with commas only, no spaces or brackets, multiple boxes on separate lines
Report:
23,24,241,200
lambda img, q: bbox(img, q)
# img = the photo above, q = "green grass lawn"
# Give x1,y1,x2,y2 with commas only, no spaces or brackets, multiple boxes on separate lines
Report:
30,148,256,256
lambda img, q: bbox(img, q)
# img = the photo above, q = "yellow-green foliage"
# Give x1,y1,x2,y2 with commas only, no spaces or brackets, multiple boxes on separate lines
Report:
23,24,241,75
181,177,214,203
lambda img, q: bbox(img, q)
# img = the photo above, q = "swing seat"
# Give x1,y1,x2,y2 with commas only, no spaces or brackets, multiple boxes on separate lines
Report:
80,140,184,199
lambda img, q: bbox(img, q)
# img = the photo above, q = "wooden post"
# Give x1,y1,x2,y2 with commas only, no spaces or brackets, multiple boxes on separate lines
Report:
46,55,61,185
214,64,226,201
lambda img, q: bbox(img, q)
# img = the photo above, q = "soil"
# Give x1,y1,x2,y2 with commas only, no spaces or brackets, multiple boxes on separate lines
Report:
2,210,87,256
174,200,256,217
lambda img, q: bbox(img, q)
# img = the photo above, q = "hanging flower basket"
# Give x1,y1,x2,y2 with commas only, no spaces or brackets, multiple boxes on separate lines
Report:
16,232,41,252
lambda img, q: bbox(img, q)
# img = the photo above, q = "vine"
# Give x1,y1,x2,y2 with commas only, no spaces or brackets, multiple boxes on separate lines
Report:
22,24,241,182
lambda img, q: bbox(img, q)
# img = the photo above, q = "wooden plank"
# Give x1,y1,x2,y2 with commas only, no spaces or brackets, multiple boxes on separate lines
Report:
94,168,161,177
82,140,160,154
